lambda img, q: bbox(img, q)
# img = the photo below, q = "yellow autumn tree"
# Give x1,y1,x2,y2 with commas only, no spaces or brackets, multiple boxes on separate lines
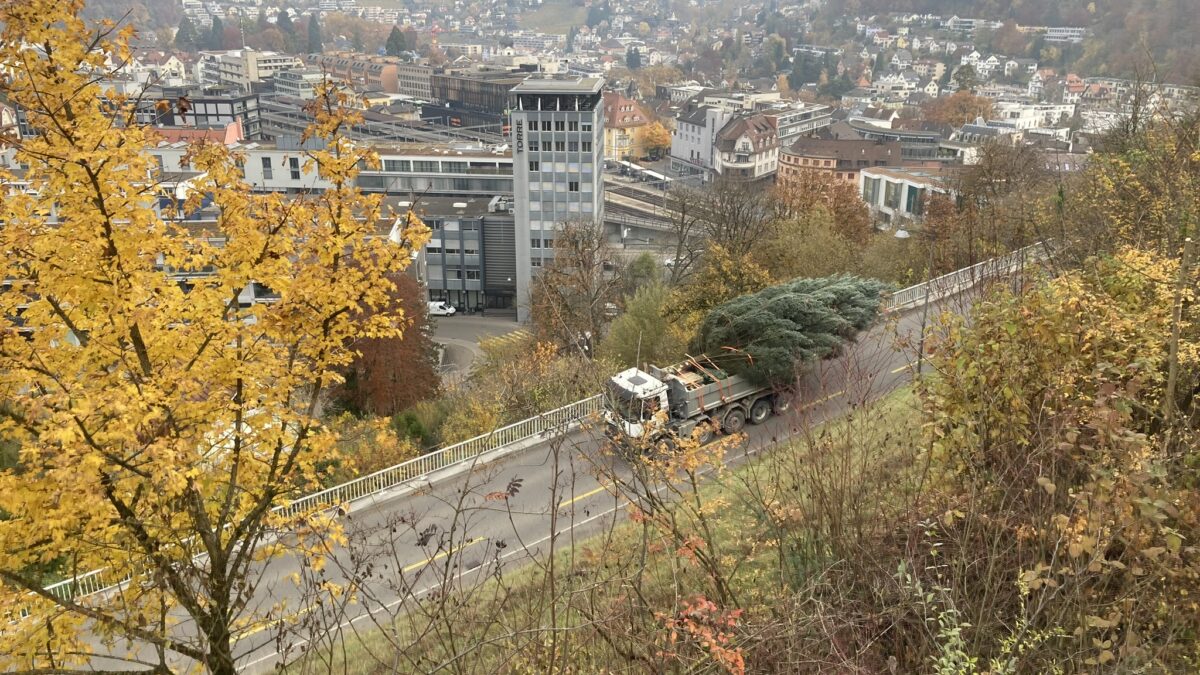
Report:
0,1,428,673
637,121,672,158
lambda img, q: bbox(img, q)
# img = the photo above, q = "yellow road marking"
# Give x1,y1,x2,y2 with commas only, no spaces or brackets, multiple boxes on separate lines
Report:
402,536,483,574
238,605,314,639
810,390,845,406
561,484,609,508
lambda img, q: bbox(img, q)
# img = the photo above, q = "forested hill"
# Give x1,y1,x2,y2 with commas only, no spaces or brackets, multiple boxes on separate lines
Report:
82,0,182,38
820,0,1200,81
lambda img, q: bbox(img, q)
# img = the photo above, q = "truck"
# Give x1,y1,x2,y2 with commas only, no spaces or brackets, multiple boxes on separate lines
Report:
605,354,791,445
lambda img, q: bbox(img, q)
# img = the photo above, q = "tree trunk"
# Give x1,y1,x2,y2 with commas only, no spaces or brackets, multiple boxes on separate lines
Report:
203,611,237,675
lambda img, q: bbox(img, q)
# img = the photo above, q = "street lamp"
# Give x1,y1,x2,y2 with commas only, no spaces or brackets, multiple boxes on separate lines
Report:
895,225,937,376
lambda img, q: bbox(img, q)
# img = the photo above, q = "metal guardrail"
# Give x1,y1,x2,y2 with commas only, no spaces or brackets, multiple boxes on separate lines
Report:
33,394,605,608
885,242,1047,311
276,394,604,518
31,243,1048,610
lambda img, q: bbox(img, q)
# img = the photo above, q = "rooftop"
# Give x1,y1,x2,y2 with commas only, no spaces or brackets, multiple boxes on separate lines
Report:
510,76,604,95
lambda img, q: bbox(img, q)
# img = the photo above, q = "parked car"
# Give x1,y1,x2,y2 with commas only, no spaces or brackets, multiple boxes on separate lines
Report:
428,301,456,317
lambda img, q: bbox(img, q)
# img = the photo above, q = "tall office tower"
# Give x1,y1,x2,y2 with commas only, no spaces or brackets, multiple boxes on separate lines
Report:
509,76,605,322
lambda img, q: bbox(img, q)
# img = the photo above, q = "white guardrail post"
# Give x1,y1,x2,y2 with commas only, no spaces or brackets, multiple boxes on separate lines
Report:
27,242,1051,612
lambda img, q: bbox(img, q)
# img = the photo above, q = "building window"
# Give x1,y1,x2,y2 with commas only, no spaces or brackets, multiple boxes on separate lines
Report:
554,120,565,131
568,121,578,131
466,270,481,280
568,141,579,152
427,245,443,254
569,181,579,192
528,140,539,152
464,247,478,255
884,181,901,209
582,141,592,152
383,159,410,172
541,120,552,131
555,141,565,151
581,122,592,132
529,160,540,172
530,237,541,249
289,157,300,180
413,160,438,172
863,177,880,205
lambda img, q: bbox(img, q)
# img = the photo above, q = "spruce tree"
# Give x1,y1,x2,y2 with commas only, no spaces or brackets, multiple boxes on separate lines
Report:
307,13,323,54
626,46,642,70
691,275,890,386
175,16,199,52
276,8,294,35
206,16,224,51
385,25,407,56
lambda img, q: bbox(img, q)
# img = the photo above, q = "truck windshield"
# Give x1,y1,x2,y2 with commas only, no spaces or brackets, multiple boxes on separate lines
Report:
607,384,661,423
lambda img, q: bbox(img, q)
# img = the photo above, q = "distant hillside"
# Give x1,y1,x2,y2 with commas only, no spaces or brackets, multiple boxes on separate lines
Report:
82,0,183,35
825,0,1200,82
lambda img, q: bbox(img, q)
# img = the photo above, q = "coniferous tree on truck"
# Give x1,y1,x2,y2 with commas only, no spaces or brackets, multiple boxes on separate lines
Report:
605,275,889,445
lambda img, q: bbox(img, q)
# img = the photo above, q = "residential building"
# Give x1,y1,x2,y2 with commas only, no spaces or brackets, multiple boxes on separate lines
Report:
669,103,735,179
197,49,303,92
778,137,901,184
849,106,900,129
273,68,327,99
713,114,779,182
308,52,408,94
1044,26,1087,44
601,91,649,160
509,76,605,321
396,63,434,100
134,85,264,139
954,117,1024,144
761,102,833,146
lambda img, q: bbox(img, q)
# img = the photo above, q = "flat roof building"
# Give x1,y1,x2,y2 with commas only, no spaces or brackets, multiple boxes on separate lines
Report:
509,76,605,321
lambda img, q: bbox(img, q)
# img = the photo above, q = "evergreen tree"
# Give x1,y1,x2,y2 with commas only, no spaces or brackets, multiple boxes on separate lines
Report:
206,16,224,50
954,64,979,92
276,7,294,35
307,12,323,54
174,16,199,52
626,46,642,70
691,275,890,387
565,25,577,53
385,25,407,56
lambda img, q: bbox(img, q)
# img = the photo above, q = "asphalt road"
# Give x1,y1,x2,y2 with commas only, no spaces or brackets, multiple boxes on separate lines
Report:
78,293,974,673
432,315,520,377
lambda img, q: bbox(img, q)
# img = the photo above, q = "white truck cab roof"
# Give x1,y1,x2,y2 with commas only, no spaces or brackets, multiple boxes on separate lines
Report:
609,367,668,399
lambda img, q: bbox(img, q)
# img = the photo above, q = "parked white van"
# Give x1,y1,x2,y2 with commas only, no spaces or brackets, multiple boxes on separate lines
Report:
428,301,456,317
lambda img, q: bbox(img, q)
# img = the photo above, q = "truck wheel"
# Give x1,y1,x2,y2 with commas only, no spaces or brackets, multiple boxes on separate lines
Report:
749,398,772,424
773,394,792,415
695,422,714,445
722,408,746,434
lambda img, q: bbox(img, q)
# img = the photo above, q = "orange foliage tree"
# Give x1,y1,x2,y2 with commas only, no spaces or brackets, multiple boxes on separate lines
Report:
922,90,995,127
334,274,440,417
